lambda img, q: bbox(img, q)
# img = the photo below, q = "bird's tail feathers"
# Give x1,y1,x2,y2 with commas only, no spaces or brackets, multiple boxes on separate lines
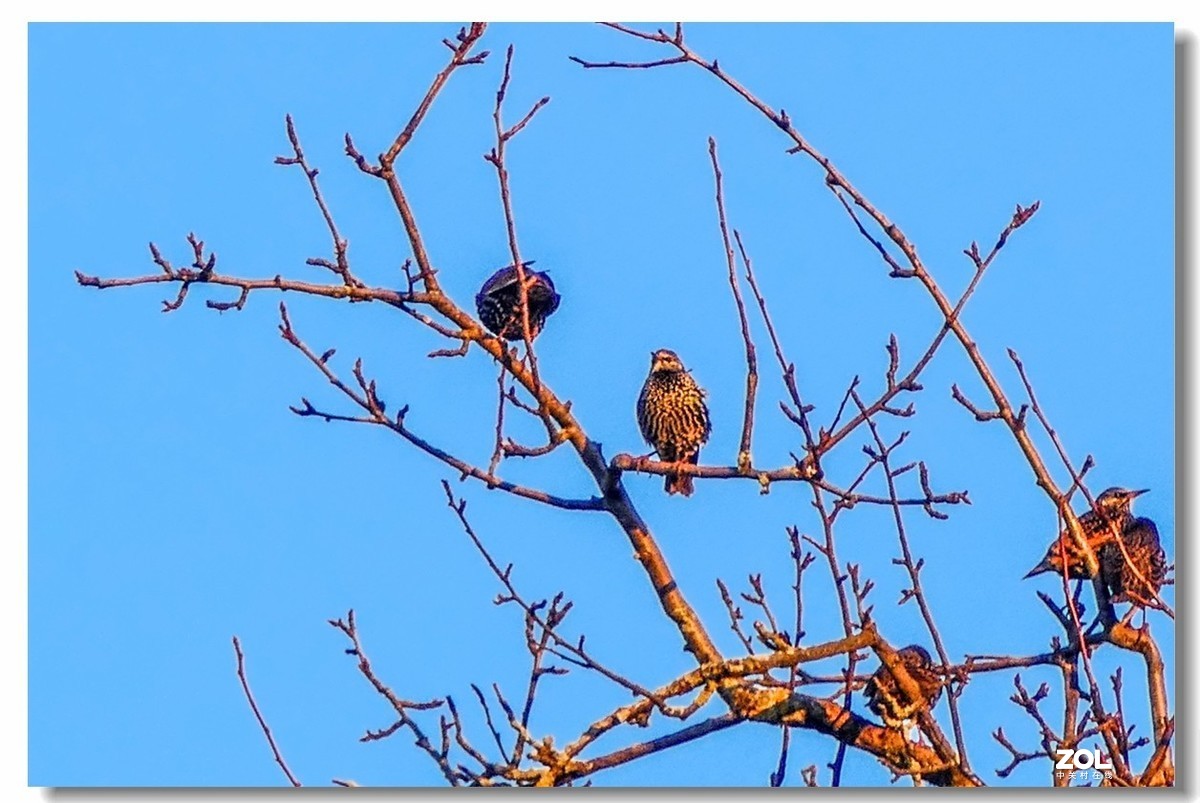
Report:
665,451,699,497
665,473,694,497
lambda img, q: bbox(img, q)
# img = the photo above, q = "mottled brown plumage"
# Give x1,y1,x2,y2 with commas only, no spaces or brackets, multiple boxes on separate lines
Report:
636,349,711,496
1024,487,1148,581
865,645,943,728
1099,516,1168,607
475,261,560,341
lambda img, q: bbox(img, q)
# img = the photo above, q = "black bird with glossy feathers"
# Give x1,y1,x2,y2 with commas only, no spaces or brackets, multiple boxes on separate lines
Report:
1023,487,1148,580
475,261,560,341
1099,516,1168,608
864,645,943,728
636,349,711,497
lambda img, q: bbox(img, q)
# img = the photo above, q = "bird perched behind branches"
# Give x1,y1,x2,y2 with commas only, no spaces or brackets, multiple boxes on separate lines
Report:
1099,517,1168,608
1023,487,1148,580
865,645,943,728
475,261,560,341
637,349,711,497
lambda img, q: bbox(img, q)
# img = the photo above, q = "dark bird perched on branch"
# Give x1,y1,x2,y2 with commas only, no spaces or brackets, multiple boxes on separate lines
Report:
637,349,711,497
865,645,943,728
1023,487,1148,580
475,261,561,341
1099,517,1168,608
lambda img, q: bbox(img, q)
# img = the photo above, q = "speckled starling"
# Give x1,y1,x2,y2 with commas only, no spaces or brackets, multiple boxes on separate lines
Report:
636,349,711,497
1098,516,1168,607
1024,487,1148,580
865,645,943,728
475,261,560,341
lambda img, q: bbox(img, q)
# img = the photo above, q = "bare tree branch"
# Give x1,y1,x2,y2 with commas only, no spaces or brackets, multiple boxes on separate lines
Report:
707,139,758,472
232,637,301,787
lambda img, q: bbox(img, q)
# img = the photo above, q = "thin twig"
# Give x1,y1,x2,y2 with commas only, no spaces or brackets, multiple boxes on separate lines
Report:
379,23,491,292
738,229,817,459
851,389,973,777
232,637,302,787
484,45,553,404
328,610,459,784
276,114,358,287
279,303,604,512
708,139,758,472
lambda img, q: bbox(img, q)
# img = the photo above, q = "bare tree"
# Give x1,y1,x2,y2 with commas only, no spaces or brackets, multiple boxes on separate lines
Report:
75,23,1173,787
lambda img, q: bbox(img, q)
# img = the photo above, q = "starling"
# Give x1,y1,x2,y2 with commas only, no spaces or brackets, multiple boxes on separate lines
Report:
1024,487,1148,580
1098,516,1168,607
865,645,943,728
475,261,560,341
636,349,711,497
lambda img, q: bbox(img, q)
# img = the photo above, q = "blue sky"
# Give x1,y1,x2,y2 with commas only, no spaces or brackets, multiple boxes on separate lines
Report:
28,22,1174,787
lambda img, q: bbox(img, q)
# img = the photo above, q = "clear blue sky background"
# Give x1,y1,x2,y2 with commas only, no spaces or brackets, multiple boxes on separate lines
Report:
29,22,1174,787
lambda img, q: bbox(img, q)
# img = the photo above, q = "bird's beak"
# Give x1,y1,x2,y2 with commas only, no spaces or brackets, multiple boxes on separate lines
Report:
1023,559,1051,580
1131,488,1150,497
